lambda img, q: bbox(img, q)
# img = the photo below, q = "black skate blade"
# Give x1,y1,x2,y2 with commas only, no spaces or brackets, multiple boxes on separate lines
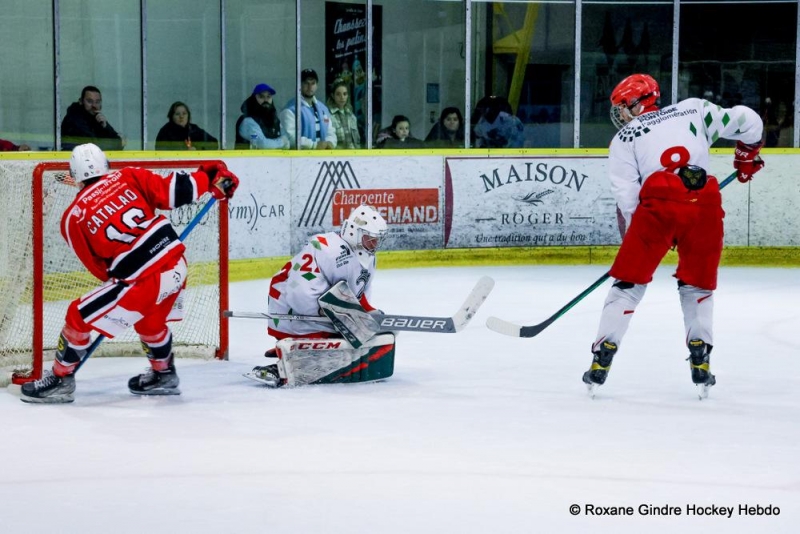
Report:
243,371,280,388
20,394,75,404
130,387,181,396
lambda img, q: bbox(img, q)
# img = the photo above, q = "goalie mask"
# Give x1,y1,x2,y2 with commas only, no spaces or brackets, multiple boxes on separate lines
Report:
609,73,660,130
70,143,110,183
340,204,388,267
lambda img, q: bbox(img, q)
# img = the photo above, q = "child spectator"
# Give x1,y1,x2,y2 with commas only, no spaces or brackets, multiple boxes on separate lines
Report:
377,115,423,149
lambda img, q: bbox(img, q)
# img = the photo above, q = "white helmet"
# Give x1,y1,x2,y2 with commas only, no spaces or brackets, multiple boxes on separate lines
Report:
340,204,388,267
69,143,110,182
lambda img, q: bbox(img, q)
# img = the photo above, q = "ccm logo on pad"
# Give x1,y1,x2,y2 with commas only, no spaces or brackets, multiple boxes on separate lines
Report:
294,341,344,350
380,318,447,330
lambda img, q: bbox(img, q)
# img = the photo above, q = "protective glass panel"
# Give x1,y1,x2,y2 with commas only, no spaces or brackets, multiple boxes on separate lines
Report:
225,0,296,150
59,0,141,150
0,1,53,151
146,0,221,151
580,1,673,147
680,0,797,147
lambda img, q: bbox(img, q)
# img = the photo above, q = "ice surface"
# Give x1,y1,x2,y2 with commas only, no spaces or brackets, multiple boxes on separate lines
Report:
1,265,798,533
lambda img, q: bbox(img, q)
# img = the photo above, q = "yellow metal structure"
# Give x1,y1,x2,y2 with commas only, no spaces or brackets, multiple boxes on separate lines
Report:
492,3,540,113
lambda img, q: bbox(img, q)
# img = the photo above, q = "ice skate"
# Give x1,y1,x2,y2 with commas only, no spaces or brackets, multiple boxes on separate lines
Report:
243,364,283,388
688,339,716,400
128,362,180,395
20,370,76,404
582,341,617,398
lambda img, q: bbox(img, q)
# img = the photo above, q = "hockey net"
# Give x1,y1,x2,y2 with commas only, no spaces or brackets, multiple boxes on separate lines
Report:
0,159,229,386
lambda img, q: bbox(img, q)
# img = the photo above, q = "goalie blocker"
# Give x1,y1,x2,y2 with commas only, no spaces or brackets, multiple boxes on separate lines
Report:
272,333,396,387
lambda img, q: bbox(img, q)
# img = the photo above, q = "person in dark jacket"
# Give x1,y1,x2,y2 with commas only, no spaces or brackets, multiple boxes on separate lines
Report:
425,107,465,147
235,83,288,149
155,102,218,150
377,115,424,149
60,86,124,151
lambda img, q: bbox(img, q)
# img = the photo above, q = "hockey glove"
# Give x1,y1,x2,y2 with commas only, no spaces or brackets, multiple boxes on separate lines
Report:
733,141,765,183
210,169,239,200
197,161,228,184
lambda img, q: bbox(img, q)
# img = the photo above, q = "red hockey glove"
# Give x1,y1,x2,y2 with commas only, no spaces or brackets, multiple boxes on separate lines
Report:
197,161,228,184
210,169,239,200
733,141,765,183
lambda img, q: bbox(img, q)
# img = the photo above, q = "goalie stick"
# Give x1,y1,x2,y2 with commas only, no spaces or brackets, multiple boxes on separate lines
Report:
486,170,739,338
224,275,495,334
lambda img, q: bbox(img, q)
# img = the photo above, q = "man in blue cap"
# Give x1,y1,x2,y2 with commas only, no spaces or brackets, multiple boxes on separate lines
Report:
280,68,337,150
235,82,288,149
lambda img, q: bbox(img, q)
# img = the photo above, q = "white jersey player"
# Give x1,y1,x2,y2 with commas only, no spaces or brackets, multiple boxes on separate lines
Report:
249,204,393,387
583,73,764,398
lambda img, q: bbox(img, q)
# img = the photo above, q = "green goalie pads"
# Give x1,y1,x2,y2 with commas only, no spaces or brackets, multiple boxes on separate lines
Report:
276,333,396,387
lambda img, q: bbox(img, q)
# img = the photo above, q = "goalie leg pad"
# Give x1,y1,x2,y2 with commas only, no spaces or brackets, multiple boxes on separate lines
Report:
276,333,395,387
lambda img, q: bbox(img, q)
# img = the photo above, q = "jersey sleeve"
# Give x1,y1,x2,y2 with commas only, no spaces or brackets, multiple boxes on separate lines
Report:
699,99,764,146
608,138,642,226
129,167,214,210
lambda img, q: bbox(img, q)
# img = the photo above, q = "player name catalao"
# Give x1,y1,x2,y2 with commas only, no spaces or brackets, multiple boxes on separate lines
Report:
580,503,780,517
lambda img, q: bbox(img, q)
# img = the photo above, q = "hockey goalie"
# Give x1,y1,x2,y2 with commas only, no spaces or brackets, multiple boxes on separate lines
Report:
245,204,395,388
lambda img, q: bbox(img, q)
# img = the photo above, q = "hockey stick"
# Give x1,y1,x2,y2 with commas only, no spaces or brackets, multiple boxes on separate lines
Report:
74,196,218,372
486,170,739,338
224,275,495,334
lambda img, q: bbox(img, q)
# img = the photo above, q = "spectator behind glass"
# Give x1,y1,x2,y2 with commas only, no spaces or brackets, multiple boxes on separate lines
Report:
425,107,465,147
0,138,31,151
327,78,361,149
471,95,524,148
280,69,336,150
60,85,124,151
235,83,288,149
155,102,218,151
378,115,424,149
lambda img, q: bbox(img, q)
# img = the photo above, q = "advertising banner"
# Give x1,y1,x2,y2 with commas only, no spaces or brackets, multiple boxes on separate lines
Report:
290,156,443,253
223,158,292,259
325,2,383,144
444,157,619,248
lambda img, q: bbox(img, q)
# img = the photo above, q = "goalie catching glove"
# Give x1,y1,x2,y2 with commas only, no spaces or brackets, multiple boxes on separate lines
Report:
197,162,239,200
733,141,765,183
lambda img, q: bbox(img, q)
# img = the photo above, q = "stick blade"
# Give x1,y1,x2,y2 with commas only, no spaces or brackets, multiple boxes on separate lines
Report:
486,316,553,338
485,316,522,337
452,276,495,331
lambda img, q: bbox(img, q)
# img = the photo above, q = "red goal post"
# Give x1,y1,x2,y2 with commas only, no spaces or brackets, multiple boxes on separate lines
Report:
0,159,229,386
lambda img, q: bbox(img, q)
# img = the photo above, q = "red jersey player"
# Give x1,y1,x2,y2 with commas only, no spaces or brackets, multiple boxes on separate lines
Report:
582,74,764,399
21,143,239,403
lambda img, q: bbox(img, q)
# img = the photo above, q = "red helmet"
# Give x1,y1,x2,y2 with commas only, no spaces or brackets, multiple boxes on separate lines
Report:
611,74,660,108
609,74,660,128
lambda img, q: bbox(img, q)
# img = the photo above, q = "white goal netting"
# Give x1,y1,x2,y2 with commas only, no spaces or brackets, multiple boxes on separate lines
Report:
0,159,227,386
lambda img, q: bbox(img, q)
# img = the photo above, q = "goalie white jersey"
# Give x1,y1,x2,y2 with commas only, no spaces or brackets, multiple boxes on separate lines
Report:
268,231,377,337
609,97,763,226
